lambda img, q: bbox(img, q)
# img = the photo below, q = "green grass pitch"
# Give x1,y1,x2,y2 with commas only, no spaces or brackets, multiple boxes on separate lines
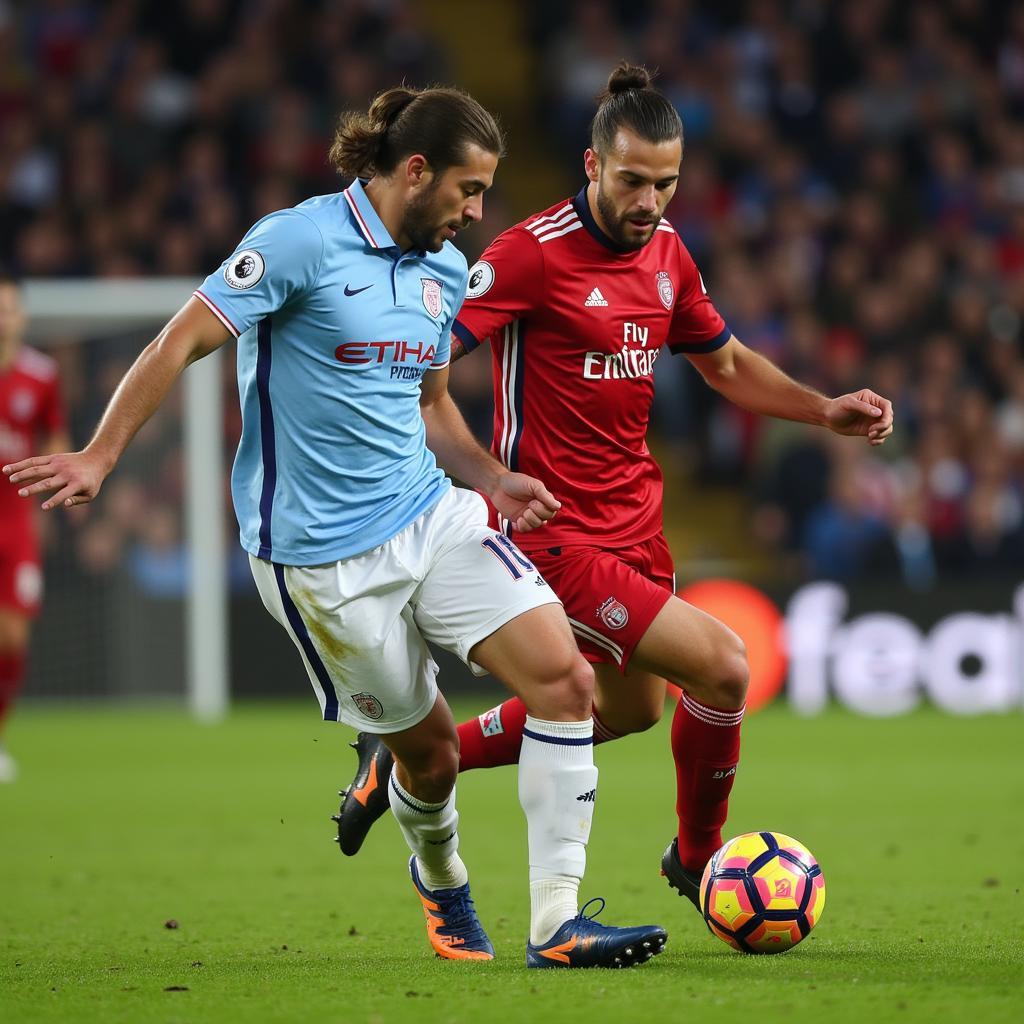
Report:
1,700,1022,1023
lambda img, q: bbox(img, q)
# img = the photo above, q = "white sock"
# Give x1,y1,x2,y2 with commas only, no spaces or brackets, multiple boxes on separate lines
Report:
529,876,579,945
518,715,596,944
388,771,468,891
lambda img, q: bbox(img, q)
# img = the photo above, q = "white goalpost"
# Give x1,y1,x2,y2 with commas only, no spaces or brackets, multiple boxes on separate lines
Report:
23,278,229,721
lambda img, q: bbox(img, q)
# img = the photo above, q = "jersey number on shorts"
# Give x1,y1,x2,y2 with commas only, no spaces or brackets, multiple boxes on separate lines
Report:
481,534,535,580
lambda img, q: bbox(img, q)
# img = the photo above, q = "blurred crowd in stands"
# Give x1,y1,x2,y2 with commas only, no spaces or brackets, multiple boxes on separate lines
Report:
4,0,1024,588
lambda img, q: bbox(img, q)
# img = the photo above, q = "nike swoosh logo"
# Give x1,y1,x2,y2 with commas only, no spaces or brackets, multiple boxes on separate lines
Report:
344,284,373,296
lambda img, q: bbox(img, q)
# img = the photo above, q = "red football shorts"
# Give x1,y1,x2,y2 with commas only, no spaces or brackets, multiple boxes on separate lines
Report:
0,533,42,616
528,533,675,672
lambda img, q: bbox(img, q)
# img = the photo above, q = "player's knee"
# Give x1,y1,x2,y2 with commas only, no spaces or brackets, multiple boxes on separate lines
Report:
606,703,662,737
712,631,749,709
567,654,595,704
559,655,596,717
531,653,594,720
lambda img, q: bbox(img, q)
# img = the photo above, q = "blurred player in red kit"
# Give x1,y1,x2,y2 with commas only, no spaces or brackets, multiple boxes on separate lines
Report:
0,276,69,781
335,63,894,910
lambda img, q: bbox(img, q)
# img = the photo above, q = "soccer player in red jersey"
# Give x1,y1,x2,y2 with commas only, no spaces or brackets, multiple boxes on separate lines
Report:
336,63,894,909
0,276,69,781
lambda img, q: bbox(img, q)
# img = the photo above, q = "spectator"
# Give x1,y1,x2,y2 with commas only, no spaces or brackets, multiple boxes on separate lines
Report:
6,0,1024,592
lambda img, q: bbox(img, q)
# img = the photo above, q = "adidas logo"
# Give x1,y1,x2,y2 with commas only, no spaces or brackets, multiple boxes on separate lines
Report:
576,789,596,803
584,287,608,307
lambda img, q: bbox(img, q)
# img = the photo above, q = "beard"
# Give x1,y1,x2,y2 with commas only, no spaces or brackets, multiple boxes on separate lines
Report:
400,183,448,253
595,186,659,252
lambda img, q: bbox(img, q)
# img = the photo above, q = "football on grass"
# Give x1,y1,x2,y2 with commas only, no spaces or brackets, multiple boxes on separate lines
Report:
699,831,825,954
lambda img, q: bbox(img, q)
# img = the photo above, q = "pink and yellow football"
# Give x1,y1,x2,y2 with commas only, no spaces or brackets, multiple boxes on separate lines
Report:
699,831,826,954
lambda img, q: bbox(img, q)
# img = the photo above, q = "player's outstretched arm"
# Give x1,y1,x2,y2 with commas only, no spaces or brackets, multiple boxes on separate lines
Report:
3,297,232,509
687,336,894,446
419,366,560,532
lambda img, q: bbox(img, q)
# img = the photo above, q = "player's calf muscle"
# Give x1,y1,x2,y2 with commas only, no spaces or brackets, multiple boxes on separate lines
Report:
394,750,457,803
593,666,665,735
598,699,663,735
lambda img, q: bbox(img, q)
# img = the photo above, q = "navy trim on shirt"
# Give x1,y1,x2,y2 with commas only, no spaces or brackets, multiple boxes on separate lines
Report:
255,317,276,559
451,318,480,352
668,324,733,356
572,185,639,254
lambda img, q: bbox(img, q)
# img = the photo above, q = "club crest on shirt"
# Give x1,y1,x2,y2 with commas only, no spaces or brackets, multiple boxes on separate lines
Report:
655,271,674,310
224,249,265,289
597,597,629,630
351,692,384,720
421,278,443,318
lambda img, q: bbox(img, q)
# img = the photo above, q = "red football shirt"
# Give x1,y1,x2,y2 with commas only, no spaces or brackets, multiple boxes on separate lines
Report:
0,346,66,540
453,187,730,549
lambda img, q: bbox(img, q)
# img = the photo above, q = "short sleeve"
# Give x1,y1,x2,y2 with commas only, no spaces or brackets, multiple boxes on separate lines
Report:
452,227,543,352
194,209,325,337
667,241,731,355
430,268,468,371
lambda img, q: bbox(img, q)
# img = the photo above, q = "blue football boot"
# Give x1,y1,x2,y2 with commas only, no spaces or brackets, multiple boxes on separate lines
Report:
409,856,495,961
526,898,667,968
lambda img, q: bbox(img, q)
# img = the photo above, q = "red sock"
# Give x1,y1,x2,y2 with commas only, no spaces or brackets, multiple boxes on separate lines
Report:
671,691,744,871
457,698,528,770
0,651,26,728
457,697,619,771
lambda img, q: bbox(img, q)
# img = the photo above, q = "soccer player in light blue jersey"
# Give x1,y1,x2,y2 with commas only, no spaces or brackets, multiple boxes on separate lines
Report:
5,85,667,968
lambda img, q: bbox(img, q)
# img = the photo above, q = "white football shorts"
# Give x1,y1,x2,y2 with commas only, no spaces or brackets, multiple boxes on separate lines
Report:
249,485,560,733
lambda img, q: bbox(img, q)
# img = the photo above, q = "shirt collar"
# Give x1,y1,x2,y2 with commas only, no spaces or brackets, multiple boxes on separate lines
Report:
344,178,398,251
572,184,629,254
572,184,655,255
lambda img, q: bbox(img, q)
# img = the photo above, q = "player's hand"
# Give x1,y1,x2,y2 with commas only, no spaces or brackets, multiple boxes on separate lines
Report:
489,472,562,532
2,449,111,510
824,389,894,447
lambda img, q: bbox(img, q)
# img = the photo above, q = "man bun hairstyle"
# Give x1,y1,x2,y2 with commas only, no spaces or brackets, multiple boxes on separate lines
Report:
330,85,505,179
591,60,683,154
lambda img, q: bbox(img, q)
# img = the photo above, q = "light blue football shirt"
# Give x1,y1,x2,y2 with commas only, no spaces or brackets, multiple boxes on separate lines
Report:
195,181,468,565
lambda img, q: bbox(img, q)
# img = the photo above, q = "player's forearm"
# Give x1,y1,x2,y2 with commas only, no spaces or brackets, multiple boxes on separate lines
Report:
698,342,829,426
421,392,503,493
450,336,470,363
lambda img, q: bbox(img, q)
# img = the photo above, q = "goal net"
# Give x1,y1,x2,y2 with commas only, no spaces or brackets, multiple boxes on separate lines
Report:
21,279,228,719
